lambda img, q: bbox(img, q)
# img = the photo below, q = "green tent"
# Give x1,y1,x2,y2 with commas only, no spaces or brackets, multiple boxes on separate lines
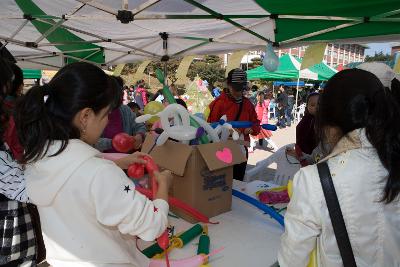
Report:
22,69,42,79
247,54,318,80
294,58,338,81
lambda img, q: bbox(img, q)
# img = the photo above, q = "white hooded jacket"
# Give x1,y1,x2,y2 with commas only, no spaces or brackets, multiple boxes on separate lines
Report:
25,139,169,267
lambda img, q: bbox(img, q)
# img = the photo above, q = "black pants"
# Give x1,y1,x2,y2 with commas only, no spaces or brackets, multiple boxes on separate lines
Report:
233,147,248,181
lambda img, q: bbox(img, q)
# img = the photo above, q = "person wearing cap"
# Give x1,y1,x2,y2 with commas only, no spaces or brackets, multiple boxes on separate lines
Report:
208,68,261,181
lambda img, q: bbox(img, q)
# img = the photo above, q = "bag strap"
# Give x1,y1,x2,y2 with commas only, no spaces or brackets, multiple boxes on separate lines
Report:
234,100,244,121
317,162,357,267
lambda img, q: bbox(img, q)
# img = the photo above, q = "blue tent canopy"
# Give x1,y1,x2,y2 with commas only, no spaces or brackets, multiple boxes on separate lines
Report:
273,81,305,87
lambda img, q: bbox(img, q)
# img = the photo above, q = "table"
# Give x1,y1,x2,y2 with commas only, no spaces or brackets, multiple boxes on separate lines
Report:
139,180,285,267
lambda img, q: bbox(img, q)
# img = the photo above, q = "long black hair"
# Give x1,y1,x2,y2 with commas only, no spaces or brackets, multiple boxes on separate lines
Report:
316,69,400,203
0,57,14,148
15,62,118,164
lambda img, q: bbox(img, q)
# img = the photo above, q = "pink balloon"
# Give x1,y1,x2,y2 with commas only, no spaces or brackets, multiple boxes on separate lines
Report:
149,255,205,267
99,153,128,161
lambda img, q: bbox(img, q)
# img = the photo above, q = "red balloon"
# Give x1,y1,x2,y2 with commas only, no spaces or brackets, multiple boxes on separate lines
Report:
128,163,145,179
112,133,135,153
135,187,218,225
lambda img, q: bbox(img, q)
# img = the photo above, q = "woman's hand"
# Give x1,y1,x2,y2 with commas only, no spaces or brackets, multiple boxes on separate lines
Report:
154,170,173,202
114,152,148,169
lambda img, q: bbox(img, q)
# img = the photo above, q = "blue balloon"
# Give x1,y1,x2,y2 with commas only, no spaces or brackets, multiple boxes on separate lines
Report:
263,43,279,72
262,124,278,131
232,189,284,227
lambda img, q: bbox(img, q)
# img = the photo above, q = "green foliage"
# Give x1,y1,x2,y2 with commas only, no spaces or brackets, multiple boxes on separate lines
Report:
146,59,181,84
187,58,225,88
248,57,263,69
365,51,394,62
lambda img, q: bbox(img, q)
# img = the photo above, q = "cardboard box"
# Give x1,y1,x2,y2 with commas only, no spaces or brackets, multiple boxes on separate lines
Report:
142,135,246,223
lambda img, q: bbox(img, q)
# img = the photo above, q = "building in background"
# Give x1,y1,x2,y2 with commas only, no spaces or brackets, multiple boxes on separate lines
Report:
236,44,367,69
391,42,400,55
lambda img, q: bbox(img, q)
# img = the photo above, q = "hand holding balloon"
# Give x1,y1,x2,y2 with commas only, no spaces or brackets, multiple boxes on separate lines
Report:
112,152,148,170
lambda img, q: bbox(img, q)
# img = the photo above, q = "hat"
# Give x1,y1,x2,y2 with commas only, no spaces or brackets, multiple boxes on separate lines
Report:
227,68,247,91
357,62,400,89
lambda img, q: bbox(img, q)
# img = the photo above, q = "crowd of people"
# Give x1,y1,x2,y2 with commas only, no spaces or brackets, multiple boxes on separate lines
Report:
0,57,399,267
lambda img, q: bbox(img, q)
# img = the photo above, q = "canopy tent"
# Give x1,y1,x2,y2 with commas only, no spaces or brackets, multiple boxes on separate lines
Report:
295,58,338,81
247,54,318,81
0,0,400,69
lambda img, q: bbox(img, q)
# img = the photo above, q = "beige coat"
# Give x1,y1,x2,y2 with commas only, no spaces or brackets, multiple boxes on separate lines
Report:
278,129,400,267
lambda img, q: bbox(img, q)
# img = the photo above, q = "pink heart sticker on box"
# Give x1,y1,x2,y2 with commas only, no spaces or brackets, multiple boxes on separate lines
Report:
215,148,233,164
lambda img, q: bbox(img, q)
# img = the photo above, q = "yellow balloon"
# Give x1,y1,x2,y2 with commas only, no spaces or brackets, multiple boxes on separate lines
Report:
204,106,210,120
287,180,293,199
144,101,164,124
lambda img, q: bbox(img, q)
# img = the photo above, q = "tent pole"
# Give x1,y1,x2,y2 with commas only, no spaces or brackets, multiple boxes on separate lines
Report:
295,77,300,121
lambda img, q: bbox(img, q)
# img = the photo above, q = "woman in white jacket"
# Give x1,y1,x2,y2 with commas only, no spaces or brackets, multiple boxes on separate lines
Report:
278,69,400,267
15,62,172,267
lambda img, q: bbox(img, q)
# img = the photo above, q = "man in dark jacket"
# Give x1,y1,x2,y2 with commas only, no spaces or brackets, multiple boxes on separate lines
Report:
276,86,289,128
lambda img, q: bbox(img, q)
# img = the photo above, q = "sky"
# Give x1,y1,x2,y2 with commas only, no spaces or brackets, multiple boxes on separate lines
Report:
365,43,393,56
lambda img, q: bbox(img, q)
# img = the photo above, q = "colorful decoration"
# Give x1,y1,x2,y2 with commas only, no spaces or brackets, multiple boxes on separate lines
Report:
184,76,214,114
144,224,204,259
215,148,233,164
155,69,209,144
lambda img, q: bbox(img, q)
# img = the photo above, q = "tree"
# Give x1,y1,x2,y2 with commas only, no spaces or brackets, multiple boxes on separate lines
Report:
365,51,394,62
146,59,182,84
187,59,225,89
248,57,263,69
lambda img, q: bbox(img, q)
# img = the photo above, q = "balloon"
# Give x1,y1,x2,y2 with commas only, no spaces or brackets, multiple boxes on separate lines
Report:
155,68,209,144
287,180,293,198
261,124,278,131
135,187,218,225
137,104,201,146
203,107,210,120
128,163,145,178
144,101,165,124
112,133,135,153
263,43,279,72
191,115,220,143
232,189,284,227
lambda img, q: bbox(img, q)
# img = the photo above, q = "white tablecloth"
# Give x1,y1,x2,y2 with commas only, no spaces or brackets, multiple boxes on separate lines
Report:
139,180,285,267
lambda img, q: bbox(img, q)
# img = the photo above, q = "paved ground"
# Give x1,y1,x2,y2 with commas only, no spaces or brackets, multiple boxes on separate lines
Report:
246,122,297,181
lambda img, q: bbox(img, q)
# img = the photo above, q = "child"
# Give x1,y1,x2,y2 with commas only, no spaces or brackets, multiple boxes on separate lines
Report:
15,62,172,267
0,58,40,266
250,91,278,152
295,92,319,155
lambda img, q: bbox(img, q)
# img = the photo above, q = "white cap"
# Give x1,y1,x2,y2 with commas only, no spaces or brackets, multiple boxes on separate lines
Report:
357,62,399,88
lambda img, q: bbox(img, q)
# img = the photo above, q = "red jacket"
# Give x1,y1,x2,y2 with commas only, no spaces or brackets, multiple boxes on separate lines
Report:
208,92,260,141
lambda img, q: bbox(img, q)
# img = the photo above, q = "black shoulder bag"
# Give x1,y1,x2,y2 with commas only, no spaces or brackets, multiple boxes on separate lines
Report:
317,162,357,267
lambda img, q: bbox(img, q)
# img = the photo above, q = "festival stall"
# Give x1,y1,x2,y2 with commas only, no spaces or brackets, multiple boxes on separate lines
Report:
1,1,400,266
